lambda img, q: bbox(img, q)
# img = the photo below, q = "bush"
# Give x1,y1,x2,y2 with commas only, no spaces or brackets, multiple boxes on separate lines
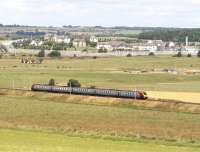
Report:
197,51,200,57
49,79,55,86
67,79,81,88
82,48,88,52
148,52,155,56
127,54,132,57
37,49,45,57
187,53,192,57
90,85,96,89
89,42,97,47
48,51,61,57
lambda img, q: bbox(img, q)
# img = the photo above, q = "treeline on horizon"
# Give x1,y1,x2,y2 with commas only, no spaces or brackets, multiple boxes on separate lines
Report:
138,29,200,42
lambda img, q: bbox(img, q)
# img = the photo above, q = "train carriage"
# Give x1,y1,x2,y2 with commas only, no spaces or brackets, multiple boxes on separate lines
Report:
31,84,148,100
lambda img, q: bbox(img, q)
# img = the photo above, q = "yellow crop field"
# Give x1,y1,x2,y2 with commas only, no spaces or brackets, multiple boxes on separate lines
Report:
148,91,200,104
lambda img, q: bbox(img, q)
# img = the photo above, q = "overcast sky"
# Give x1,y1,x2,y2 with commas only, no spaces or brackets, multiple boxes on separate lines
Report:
0,0,200,27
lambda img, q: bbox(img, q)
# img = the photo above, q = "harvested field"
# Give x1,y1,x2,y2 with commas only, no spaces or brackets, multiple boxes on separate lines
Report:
148,91,200,104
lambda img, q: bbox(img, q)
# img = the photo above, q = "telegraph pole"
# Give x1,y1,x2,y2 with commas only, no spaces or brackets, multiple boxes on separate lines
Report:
70,81,72,95
12,80,15,89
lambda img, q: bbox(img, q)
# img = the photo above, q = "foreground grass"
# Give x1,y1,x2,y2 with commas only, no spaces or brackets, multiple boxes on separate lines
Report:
0,129,199,152
0,90,200,143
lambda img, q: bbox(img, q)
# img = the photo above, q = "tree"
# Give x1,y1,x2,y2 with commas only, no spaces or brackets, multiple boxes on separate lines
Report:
187,53,192,57
37,49,45,57
177,51,182,57
67,79,81,88
48,51,61,57
197,51,200,57
49,79,55,86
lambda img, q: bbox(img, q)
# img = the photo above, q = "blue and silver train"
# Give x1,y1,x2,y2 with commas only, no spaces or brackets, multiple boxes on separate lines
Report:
31,84,148,100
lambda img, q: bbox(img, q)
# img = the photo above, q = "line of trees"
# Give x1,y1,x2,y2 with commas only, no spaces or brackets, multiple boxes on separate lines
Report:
48,79,81,87
138,29,200,42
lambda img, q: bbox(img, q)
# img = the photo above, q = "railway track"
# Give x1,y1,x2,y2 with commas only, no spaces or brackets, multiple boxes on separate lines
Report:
0,88,31,92
1,87,200,106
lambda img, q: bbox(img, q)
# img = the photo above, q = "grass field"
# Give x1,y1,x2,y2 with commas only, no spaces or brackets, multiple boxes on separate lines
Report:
1,56,200,151
0,89,200,143
1,129,200,152
1,56,200,94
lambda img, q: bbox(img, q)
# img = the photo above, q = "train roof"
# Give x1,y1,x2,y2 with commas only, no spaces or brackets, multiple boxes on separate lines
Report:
32,84,146,93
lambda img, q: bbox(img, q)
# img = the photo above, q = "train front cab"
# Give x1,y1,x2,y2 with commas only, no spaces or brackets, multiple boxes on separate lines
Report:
140,91,148,99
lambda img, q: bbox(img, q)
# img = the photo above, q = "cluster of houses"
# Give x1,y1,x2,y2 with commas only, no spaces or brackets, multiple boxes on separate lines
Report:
15,33,199,53
97,40,173,52
29,34,87,48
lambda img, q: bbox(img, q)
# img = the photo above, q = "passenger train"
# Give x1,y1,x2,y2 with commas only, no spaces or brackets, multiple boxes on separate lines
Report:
31,84,148,100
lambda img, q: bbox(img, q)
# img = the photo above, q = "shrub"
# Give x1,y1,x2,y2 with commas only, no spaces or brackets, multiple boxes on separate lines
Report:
49,79,55,86
90,85,96,89
38,58,44,64
148,52,155,56
48,51,61,57
67,79,81,88
98,48,108,53
177,51,182,57
37,49,45,57
187,53,192,57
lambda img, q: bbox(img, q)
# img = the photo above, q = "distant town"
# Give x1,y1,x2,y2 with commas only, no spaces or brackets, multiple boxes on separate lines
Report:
0,24,200,56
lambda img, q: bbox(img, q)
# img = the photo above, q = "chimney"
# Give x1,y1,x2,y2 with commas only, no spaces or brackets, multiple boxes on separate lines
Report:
186,36,189,47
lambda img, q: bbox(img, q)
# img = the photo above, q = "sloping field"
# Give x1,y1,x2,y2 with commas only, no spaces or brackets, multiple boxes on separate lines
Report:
0,129,199,152
148,91,200,104
0,89,200,143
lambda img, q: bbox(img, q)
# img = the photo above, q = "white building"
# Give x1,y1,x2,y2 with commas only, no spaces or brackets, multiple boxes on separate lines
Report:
30,40,44,46
30,40,37,46
169,42,175,48
73,39,87,48
53,35,71,44
90,36,98,43
97,42,113,51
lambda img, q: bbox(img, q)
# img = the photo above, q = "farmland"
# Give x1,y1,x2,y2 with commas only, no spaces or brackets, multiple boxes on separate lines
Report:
1,55,200,151
0,89,200,151
1,129,200,152
1,56,200,93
